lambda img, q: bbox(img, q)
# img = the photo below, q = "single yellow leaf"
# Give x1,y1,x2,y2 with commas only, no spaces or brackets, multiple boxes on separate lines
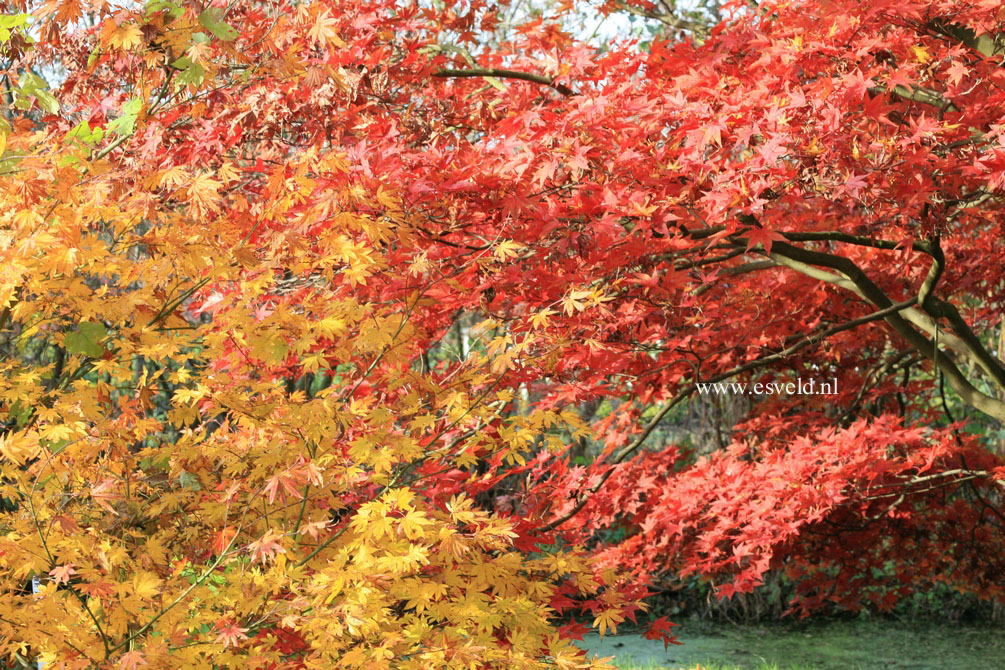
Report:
132,572,161,600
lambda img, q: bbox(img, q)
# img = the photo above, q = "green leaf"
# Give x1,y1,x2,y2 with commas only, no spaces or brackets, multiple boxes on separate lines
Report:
65,120,104,146
34,88,59,114
145,0,184,20
107,97,142,136
175,62,206,88
179,471,202,490
8,399,32,429
43,438,71,455
0,13,31,30
0,13,30,42
65,120,90,142
198,8,238,41
64,321,108,358
16,74,59,114
123,96,142,115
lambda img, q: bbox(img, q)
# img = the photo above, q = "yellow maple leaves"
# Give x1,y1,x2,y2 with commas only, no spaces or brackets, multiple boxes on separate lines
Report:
0,431,39,465
102,22,143,51
307,9,346,47
184,172,223,218
132,572,162,600
0,6,638,670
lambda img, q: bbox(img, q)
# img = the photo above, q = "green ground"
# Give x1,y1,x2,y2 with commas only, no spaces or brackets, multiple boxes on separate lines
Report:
576,620,1004,669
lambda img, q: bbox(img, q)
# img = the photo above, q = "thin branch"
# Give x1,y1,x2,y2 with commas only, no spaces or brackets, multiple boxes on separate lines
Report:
613,0,711,34
433,68,574,96
107,502,250,656
538,297,919,532
693,260,777,296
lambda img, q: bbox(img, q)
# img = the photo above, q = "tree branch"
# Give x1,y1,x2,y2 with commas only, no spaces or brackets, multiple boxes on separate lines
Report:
538,297,919,532
780,230,934,254
613,1,712,35
868,84,959,113
926,20,1005,59
762,239,1005,421
693,260,778,296
433,68,574,96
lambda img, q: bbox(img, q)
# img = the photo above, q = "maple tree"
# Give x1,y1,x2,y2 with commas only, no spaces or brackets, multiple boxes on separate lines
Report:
2,0,1005,668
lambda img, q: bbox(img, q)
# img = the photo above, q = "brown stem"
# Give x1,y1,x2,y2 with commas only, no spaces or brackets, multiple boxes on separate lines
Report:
538,297,919,532
434,68,574,96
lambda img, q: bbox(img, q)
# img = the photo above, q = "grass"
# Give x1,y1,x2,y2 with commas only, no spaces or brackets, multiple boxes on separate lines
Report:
612,657,814,670
578,619,1004,670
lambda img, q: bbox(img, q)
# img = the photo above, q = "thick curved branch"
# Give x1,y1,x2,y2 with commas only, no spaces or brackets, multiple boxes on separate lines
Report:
916,233,944,310
868,84,959,113
780,230,934,254
763,239,1005,421
926,20,1005,59
913,236,1005,388
766,238,1005,388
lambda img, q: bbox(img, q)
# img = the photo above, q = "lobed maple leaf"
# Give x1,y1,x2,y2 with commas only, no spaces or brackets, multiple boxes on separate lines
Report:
643,616,681,650
48,564,76,586
742,226,787,254
215,622,250,648
248,529,287,564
